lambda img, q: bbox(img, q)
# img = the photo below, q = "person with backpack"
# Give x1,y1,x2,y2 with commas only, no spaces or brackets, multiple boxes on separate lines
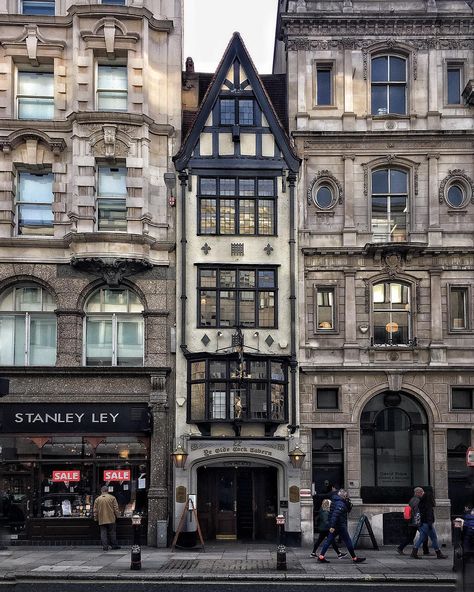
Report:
310,498,347,559
411,487,447,559
397,486,429,555
317,489,366,564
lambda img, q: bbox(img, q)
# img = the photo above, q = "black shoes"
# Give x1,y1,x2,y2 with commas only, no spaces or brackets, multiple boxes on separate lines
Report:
318,556,330,563
352,557,366,563
396,546,404,555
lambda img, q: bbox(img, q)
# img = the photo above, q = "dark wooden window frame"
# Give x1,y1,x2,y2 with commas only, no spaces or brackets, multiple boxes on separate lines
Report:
219,97,255,126
197,264,278,329
197,176,277,236
314,386,340,411
187,355,288,424
447,284,472,334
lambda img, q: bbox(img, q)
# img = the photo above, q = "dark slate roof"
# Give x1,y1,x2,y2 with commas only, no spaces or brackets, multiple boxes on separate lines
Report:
182,72,289,139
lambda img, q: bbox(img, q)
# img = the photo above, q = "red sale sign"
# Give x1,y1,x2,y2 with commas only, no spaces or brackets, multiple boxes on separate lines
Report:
52,470,80,482
103,469,131,481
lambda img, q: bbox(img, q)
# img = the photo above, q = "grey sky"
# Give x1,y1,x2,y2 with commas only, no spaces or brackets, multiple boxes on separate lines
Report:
184,0,278,74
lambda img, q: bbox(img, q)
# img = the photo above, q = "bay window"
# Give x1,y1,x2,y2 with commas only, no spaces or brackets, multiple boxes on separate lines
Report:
17,71,54,120
97,65,128,111
97,166,127,231
188,357,287,423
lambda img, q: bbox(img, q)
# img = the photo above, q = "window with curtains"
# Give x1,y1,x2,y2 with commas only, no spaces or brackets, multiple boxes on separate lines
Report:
0,285,57,366
371,168,408,242
198,266,277,328
97,166,127,231
84,287,143,366
21,0,55,15
16,172,54,236
17,71,54,120
372,281,413,346
188,357,287,423
198,177,276,236
97,65,128,111
371,55,407,115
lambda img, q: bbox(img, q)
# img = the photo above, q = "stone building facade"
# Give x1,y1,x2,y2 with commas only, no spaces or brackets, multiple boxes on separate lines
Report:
0,0,181,546
275,0,474,546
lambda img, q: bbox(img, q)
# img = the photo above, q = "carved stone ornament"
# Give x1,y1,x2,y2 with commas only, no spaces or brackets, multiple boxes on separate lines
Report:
307,170,343,207
1,24,65,64
70,257,152,286
382,253,403,277
80,18,139,55
0,129,66,155
90,125,130,158
439,169,474,205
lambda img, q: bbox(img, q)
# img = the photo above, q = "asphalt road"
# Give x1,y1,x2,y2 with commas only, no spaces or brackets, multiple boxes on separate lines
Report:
0,582,457,592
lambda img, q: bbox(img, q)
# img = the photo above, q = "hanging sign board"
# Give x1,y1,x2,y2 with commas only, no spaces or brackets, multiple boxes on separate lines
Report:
52,470,81,482
467,447,474,467
103,469,131,481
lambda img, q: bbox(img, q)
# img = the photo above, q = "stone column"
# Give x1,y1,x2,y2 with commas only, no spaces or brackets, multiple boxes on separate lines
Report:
55,310,82,366
429,269,446,365
344,271,359,364
432,427,451,542
427,153,441,246
346,427,362,505
147,371,170,546
427,48,440,127
342,154,356,245
342,48,356,130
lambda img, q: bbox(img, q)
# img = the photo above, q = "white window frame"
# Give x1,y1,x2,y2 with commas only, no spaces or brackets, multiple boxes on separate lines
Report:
16,170,54,237
16,69,54,120
96,165,128,232
96,63,128,112
21,0,55,16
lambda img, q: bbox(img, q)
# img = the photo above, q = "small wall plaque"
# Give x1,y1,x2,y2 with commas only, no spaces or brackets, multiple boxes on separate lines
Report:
176,485,187,503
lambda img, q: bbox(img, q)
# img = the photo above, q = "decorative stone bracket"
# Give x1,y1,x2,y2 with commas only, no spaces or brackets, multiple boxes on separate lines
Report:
1,24,65,63
70,256,152,286
81,18,139,55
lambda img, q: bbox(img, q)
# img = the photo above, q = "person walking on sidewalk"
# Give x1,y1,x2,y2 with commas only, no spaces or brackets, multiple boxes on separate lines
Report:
397,487,429,555
93,485,121,551
317,489,365,564
311,498,347,559
411,487,447,559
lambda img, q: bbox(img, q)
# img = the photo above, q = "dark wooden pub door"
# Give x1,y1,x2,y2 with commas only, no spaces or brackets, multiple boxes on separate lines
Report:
197,466,277,541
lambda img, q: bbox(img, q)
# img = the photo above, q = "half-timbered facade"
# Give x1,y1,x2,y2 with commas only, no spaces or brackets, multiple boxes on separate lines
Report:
173,34,302,543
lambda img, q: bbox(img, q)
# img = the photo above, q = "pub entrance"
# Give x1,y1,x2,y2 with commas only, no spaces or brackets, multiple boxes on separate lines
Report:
197,466,277,541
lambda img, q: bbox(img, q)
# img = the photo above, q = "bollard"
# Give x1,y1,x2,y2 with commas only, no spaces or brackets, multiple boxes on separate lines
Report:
276,514,287,571
130,514,142,571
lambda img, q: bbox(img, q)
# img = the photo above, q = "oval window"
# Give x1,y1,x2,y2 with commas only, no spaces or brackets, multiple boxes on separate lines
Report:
315,185,333,209
447,185,464,208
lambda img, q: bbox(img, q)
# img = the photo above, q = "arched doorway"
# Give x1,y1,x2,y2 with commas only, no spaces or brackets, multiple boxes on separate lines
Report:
361,391,429,503
197,465,278,541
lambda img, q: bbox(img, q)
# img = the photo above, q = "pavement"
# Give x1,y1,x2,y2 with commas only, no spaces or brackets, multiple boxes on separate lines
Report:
0,543,457,585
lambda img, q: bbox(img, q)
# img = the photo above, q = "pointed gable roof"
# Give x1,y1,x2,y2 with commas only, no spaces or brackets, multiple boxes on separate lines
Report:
174,32,299,173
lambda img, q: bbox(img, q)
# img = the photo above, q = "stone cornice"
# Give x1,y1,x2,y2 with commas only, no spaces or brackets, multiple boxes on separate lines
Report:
0,7,174,34
282,14,474,39
286,36,474,51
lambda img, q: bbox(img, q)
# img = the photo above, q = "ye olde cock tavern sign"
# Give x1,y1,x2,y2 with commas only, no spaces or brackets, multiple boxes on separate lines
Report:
0,404,151,433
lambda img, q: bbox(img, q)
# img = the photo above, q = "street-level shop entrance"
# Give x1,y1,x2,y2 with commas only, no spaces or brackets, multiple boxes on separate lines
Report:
197,466,277,541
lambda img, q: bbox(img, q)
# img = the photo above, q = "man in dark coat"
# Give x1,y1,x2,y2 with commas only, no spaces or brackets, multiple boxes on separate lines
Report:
317,489,366,563
397,486,426,555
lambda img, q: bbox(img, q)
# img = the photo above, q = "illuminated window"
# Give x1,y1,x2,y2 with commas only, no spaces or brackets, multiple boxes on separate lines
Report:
372,281,412,345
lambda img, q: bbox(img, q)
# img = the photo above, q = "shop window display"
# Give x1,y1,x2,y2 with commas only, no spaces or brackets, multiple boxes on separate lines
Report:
0,436,148,536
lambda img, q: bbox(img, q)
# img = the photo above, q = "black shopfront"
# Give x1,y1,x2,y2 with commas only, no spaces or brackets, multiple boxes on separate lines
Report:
0,403,150,544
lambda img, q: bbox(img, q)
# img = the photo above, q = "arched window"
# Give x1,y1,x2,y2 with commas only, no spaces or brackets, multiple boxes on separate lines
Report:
0,284,56,365
361,391,429,503
371,55,407,115
372,281,412,346
371,168,408,242
84,287,144,366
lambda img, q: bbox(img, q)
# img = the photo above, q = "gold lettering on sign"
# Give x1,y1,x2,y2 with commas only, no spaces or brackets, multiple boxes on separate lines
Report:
289,486,300,503
176,486,187,504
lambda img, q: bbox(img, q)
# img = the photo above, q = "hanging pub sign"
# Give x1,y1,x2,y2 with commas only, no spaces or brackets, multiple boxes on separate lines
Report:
52,470,81,482
0,403,151,434
104,469,131,481
467,447,474,467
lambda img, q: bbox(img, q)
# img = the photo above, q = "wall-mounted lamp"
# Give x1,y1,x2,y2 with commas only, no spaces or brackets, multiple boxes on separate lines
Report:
358,325,369,334
164,172,177,207
288,445,305,469
171,442,188,469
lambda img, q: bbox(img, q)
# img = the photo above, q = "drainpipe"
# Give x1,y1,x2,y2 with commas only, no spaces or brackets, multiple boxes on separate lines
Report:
179,171,188,352
288,171,298,434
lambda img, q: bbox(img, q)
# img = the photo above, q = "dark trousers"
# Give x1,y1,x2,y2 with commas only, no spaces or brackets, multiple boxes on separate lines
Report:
320,526,356,558
398,524,429,553
312,530,340,555
100,522,118,549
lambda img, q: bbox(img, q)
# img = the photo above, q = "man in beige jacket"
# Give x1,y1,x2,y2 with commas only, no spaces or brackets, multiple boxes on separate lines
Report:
93,485,121,551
